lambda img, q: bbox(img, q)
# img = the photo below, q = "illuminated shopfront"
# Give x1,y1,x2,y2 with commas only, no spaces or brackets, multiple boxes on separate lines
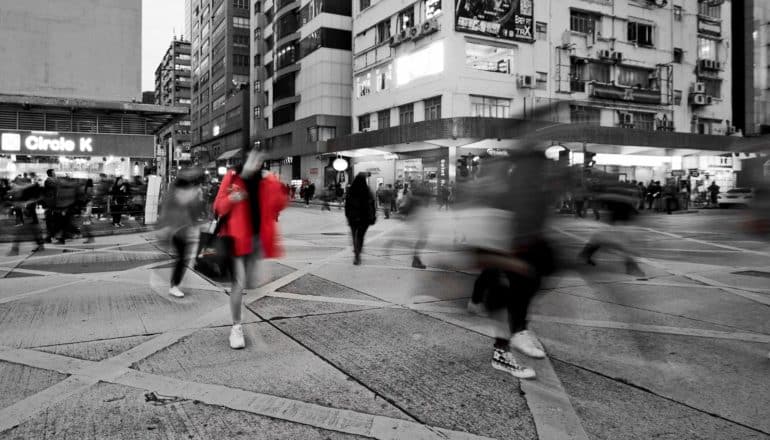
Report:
0,130,154,180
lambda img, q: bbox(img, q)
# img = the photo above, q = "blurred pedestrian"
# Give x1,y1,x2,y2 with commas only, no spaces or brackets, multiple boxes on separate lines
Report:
42,169,58,242
708,181,720,208
161,169,204,298
345,173,376,265
303,181,315,206
213,149,287,349
376,182,392,219
110,176,129,227
437,183,450,211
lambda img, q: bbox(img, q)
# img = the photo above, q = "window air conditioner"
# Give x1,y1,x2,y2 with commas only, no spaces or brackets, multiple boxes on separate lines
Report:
598,49,612,59
420,18,440,37
390,34,403,47
612,52,623,62
693,82,706,94
519,75,534,88
407,26,420,40
705,96,714,105
691,93,706,105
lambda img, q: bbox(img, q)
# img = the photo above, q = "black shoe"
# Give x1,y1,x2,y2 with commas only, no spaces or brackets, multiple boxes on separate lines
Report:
353,255,361,265
412,256,426,269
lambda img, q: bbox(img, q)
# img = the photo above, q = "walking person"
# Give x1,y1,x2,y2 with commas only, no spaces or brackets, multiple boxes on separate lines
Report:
162,169,204,298
7,180,44,256
376,183,392,219
345,173,376,265
42,169,59,243
213,149,288,349
303,181,315,207
110,177,129,227
708,181,720,208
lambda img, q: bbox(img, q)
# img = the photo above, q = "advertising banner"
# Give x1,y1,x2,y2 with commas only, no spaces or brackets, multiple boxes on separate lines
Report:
455,0,534,42
0,130,155,158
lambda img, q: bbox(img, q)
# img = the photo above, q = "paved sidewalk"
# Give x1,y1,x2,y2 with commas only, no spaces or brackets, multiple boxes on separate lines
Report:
0,207,767,439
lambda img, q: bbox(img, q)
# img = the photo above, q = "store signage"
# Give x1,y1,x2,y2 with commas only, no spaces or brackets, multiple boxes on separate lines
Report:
698,20,721,36
671,170,686,177
0,130,154,158
455,0,534,42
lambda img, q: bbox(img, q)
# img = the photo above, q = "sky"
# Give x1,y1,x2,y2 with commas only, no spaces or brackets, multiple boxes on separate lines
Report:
142,0,187,92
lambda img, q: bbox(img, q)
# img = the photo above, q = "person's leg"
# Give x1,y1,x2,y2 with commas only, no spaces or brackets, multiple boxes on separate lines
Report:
507,272,546,359
351,225,362,264
230,256,246,324
170,232,187,287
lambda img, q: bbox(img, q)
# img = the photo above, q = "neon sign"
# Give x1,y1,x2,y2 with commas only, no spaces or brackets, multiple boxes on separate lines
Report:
1,133,93,153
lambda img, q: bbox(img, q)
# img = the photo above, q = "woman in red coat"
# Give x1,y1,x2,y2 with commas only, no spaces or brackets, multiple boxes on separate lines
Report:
213,149,287,349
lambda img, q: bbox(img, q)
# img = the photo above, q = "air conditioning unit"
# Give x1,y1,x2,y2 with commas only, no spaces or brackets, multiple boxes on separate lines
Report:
714,61,722,70
612,51,623,62
619,112,634,126
598,49,612,59
691,93,706,105
406,26,420,40
390,33,403,47
420,18,440,37
706,95,714,105
361,127,371,133
519,75,534,88
693,82,706,94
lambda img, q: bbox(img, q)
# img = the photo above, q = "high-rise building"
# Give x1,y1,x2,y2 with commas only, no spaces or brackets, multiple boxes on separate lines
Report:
187,0,252,168
251,0,353,186
733,0,770,135
0,0,141,102
155,39,193,182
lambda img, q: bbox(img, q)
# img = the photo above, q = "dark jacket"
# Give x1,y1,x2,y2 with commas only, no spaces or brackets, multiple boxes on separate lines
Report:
345,178,376,226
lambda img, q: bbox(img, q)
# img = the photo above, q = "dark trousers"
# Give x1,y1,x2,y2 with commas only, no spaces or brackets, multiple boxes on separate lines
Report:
574,200,585,217
381,205,390,219
12,207,24,224
472,268,541,334
390,199,397,212
350,224,368,256
171,232,188,286
45,209,58,238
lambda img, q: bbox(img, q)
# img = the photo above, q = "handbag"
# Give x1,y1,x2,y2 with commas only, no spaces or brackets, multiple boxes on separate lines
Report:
194,216,233,280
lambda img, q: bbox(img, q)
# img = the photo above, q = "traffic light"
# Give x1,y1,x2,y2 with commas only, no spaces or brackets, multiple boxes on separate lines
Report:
584,151,596,168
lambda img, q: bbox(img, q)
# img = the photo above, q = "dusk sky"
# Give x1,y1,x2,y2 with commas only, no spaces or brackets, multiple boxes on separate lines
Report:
142,0,186,92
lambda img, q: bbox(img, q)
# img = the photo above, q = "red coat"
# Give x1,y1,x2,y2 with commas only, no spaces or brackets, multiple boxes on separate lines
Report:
213,170,288,258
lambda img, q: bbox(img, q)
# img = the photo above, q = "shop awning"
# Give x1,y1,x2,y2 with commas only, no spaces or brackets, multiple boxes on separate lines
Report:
217,149,241,161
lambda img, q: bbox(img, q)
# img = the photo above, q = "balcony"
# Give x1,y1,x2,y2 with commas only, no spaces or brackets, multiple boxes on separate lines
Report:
587,81,662,105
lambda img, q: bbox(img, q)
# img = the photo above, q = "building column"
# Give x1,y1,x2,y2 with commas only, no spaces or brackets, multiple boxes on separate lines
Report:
447,146,457,184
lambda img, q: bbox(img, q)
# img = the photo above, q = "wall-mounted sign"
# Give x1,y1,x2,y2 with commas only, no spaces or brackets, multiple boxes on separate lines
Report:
0,130,154,158
455,0,534,42
697,19,721,36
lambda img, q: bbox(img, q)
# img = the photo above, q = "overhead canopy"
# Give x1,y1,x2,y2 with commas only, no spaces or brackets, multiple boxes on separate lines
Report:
217,148,242,161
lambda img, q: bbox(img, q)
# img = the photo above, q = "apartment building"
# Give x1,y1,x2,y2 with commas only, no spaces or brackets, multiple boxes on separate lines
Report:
251,0,353,186
154,39,193,181
187,0,252,168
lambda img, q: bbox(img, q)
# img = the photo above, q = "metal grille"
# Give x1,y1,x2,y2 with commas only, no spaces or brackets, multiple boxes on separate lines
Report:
73,115,97,133
18,112,45,130
0,110,17,129
45,113,72,131
97,115,122,134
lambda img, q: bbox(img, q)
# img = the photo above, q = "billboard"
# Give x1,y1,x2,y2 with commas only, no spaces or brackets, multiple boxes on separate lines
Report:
455,0,534,42
0,130,155,158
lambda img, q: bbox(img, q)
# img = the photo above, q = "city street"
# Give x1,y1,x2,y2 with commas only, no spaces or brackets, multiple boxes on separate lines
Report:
0,206,767,439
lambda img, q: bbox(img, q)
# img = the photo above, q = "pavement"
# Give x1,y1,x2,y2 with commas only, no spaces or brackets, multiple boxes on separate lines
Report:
0,206,768,439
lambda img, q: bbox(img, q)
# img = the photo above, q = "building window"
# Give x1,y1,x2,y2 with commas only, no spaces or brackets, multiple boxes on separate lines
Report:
465,42,513,74
397,6,415,32
212,94,226,111
233,54,249,67
254,1,261,13
702,78,722,98
254,54,261,67
698,0,721,20
570,10,596,35
276,43,298,69
424,96,441,120
178,98,192,105
265,35,274,51
535,22,547,40
254,80,262,92
673,6,683,21
377,110,390,129
273,104,296,126
356,72,372,97
617,66,651,87
375,64,392,92
234,34,249,48
233,17,250,29
214,1,225,18
232,74,249,84
307,126,336,142
212,75,225,92
398,103,414,125
265,7,274,24
212,20,225,39
359,114,371,131
233,0,248,8
254,27,261,40
424,0,441,19
470,96,510,118
669,48,683,64
360,0,371,12
627,22,654,47
535,72,547,90
265,61,274,78
630,112,655,131
570,106,600,125
698,37,719,61
254,106,261,117
375,19,391,45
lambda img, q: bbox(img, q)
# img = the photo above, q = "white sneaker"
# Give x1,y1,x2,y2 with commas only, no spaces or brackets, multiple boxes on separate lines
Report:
467,300,490,317
511,330,546,359
169,286,185,298
492,349,536,380
229,324,245,349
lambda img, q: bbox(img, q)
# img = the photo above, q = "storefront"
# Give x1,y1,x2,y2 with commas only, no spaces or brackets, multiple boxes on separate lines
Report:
0,130,155,180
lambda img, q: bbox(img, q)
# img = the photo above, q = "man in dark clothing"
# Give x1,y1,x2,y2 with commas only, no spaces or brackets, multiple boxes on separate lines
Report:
43,169,59,243
304,182,315,206
345,173,376,265
376,183,392,219
708,182,720,207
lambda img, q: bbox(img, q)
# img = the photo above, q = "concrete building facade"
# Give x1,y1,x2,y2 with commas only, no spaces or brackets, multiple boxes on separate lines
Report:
0,0,141,102
154,39,193,183
251,0,353,186
187,0,252,168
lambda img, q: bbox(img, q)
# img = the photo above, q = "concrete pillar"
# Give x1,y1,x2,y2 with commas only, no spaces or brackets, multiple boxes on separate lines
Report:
448,146,457,184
